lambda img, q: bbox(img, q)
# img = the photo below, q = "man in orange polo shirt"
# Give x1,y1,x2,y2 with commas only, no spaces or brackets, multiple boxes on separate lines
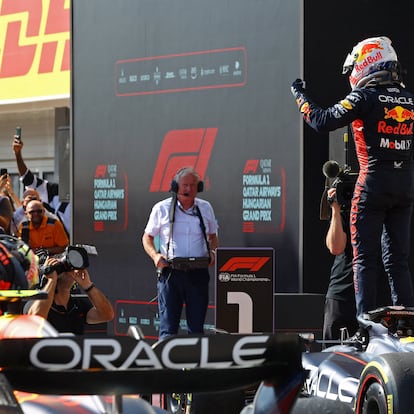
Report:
18,199,68,255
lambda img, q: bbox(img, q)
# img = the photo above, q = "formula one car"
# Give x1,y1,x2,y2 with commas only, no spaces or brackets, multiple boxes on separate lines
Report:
0,234,310,414
300,305,414,413
0,289,307,414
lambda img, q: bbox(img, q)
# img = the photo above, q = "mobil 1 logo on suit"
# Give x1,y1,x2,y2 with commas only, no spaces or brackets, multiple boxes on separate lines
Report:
215,248,274,334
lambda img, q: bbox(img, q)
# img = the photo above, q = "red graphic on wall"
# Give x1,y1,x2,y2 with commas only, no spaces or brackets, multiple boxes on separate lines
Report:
0,0,70,77
150,128,218,192
219,257,270,272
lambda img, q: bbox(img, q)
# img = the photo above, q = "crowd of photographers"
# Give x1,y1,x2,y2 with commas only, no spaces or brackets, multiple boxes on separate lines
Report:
0,132,114,334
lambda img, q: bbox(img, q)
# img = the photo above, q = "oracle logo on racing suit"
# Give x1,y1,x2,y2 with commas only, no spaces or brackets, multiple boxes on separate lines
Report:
378,95,414,105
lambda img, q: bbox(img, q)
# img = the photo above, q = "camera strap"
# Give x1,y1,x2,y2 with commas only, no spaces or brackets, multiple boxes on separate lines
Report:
165,193,177,260
165,195,210,260
194,205,211,254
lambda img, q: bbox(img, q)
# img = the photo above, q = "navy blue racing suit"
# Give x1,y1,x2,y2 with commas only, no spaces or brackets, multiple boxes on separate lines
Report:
292,80,414,316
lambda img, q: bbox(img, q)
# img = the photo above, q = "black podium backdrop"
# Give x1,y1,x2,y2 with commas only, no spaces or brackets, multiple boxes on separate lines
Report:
72,0,301,335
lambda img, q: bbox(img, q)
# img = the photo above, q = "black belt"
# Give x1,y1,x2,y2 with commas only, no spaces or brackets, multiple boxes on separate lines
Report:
169,257,210,271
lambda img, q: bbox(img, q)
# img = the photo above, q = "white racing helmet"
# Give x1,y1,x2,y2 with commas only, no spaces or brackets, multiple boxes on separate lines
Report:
342,36,402,89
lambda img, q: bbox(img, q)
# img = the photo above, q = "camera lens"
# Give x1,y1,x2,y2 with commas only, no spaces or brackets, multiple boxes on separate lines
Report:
67,249,85,268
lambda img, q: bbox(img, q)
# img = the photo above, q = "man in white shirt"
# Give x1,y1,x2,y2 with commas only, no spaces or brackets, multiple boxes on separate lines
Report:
142,167,218,340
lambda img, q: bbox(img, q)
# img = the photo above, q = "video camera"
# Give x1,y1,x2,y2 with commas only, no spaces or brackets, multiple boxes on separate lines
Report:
39,245,90,276
320,160,358,220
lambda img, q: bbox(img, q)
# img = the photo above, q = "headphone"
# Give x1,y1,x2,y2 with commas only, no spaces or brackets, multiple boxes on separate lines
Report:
169,167,204,193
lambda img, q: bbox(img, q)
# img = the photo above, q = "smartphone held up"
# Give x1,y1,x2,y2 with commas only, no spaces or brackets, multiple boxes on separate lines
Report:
15,126,21,141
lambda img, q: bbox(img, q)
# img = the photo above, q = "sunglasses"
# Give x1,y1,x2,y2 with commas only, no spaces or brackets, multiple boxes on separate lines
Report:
27,209,43,215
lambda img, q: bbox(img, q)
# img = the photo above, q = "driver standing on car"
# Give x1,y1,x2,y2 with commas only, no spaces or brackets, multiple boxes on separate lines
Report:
291,36,414,338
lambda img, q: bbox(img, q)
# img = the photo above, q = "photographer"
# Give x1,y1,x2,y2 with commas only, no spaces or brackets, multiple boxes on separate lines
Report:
25,256,114,334
323,186,358,342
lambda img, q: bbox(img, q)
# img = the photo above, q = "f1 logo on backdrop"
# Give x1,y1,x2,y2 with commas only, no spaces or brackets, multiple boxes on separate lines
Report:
149,128,218,192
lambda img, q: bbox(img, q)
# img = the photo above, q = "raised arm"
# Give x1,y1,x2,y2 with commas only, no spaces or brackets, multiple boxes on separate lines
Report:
325,188,347,256
70,269,114,324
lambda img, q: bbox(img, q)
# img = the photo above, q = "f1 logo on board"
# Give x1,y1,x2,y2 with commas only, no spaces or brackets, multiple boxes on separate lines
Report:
243,159,259,174
149,128,218,192
219,257,270,272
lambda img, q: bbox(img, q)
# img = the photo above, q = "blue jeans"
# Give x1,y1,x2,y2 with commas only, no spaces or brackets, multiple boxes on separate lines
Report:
157,268,209,340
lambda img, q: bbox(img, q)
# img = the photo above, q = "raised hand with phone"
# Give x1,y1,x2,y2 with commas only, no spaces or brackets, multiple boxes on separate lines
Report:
15,126,21,141
13,126,23,156
11,129,71,236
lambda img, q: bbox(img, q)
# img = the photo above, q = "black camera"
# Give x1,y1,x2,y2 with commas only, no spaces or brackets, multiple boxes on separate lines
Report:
330,173,357,212
320,160,358,219
40,245,90,275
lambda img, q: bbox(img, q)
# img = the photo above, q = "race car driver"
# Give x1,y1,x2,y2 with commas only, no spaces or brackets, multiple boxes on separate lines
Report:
291,36,414,320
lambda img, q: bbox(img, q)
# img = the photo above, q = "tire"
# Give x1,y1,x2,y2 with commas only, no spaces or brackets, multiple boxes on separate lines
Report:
359,382,387,414
355,353,414,414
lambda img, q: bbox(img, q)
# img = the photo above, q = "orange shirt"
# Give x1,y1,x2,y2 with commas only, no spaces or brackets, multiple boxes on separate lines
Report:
18,215,69,250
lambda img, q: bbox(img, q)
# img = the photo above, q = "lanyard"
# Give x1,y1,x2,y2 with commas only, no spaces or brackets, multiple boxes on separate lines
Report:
165,195,209,259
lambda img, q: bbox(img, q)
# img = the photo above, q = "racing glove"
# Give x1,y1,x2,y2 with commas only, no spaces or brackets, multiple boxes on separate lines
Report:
291,79,311,120
291,78,306,97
